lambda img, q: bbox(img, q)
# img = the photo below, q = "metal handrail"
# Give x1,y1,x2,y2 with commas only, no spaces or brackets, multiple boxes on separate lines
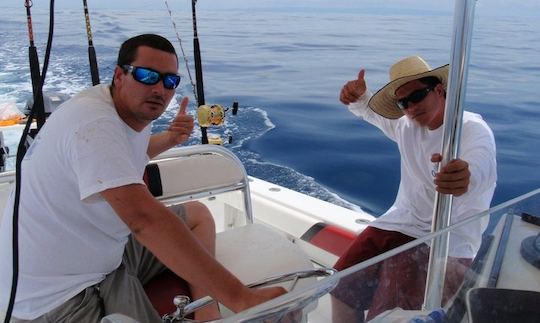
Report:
424,0,477,309
162,268,336,322
153,145,254,224
0,145,255,224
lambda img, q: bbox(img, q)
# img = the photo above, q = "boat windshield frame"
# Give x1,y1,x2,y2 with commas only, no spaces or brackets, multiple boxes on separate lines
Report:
222,188,540,322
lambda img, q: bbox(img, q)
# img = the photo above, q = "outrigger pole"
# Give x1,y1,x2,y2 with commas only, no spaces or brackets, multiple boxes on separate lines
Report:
191,0,209,144
24,0,46,129
82,0,100,85
6,2,56,321
423,0,477,310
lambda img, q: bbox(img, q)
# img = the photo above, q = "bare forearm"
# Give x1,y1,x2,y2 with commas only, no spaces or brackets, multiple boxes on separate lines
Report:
103,185,251,310
137,211,251,309
102,185,285,312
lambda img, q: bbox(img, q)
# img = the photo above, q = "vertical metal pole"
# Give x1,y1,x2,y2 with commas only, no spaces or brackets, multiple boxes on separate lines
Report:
423,0,477,310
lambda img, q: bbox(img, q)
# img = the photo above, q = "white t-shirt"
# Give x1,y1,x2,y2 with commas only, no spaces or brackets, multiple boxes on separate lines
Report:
0,84,151,319
348,92,497,258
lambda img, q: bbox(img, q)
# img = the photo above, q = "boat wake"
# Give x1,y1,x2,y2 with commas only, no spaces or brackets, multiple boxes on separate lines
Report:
154,100,362,211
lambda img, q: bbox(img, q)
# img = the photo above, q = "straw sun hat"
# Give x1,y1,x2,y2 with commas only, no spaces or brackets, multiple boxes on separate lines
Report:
368,56,449,119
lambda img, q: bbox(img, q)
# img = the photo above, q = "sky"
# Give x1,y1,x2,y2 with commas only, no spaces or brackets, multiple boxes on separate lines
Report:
1,0,539,17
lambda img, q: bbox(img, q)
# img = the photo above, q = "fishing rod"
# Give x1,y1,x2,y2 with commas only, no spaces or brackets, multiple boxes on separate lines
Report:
191,0,205,107
164,0,198,101
191,0,209,144
4,1,55,322
82,0,100,85
166,0,236,145
24,0,46,129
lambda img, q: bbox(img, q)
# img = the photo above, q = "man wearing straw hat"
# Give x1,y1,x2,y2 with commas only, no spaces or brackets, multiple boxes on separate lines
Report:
331,56,497,321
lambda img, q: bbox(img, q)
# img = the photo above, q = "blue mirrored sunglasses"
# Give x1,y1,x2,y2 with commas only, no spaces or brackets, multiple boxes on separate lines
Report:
122,65,181,90
396,86,434,110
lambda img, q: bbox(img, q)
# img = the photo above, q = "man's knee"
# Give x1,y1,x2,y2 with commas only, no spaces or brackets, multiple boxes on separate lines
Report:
183,201,215,232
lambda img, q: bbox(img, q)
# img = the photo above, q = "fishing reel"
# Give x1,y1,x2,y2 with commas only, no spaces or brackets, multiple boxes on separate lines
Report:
197,104,225,127
196,101,239,145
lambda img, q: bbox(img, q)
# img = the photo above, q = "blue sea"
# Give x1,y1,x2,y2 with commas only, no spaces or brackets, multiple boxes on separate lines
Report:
0,4,539,216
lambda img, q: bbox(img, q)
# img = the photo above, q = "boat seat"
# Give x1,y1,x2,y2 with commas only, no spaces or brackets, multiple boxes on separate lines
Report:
144,146,247,202
216,223,317,315
142,146,318,318
216,223,315,285
143,223,316,317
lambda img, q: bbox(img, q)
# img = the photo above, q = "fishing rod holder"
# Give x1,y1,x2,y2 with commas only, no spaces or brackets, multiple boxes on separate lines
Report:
162,295,193,322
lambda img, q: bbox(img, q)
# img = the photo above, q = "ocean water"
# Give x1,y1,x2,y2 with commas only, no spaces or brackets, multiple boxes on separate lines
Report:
0,5,539,216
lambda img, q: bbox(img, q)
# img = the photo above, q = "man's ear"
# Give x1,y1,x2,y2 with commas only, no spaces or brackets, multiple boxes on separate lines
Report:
112,66,124,87
436,83,446,98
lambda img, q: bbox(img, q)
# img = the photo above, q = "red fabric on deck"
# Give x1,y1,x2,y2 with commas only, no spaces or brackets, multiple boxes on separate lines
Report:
144,270,192,317
309,225,357,257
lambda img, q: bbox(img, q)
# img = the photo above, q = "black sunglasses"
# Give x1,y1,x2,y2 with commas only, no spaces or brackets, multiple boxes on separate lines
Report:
396,86,434,110
122,65,181,90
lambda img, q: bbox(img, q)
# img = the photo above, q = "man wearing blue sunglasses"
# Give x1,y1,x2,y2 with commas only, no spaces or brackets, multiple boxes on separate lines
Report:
331,56,497,321
0,34,285,323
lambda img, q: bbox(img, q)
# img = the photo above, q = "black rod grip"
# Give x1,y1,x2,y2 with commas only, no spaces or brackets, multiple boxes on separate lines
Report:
88,46,100,85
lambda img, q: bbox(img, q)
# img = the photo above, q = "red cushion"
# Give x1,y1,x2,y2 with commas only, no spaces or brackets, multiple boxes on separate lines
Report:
301,223,357,257
144,270,192,317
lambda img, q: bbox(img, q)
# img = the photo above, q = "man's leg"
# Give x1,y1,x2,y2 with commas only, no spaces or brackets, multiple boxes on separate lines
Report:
334,227,415,271
98,236,168,323
99,201,219,322
331,296,367,323
366,246,472,320
11,287,102,323
330,226,416,323
366,244,429,320
331,263,381,323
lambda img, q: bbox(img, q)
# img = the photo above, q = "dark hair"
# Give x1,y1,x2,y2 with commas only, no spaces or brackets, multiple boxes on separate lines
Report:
418,76,441,88
116,34,177,67
418,76,446,98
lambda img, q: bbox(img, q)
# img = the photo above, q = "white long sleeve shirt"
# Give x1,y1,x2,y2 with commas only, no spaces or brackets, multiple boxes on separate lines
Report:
349,92,497,258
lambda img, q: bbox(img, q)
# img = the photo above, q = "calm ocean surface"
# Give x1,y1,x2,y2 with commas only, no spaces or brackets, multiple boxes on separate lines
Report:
0,5,539,216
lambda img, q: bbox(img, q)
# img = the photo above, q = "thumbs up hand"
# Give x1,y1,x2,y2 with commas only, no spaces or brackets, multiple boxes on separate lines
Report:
167,96,194,145
340,69,368,105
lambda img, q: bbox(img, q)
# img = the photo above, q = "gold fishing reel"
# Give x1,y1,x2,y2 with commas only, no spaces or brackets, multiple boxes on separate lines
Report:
196,104,225,127
196,103,233,145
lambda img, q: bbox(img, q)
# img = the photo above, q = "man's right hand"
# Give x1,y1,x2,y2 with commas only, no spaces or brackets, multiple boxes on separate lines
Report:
339,69,367,105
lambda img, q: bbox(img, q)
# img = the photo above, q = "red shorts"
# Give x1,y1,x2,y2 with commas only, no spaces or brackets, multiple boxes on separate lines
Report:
334,226,415,271
331,226,471,321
